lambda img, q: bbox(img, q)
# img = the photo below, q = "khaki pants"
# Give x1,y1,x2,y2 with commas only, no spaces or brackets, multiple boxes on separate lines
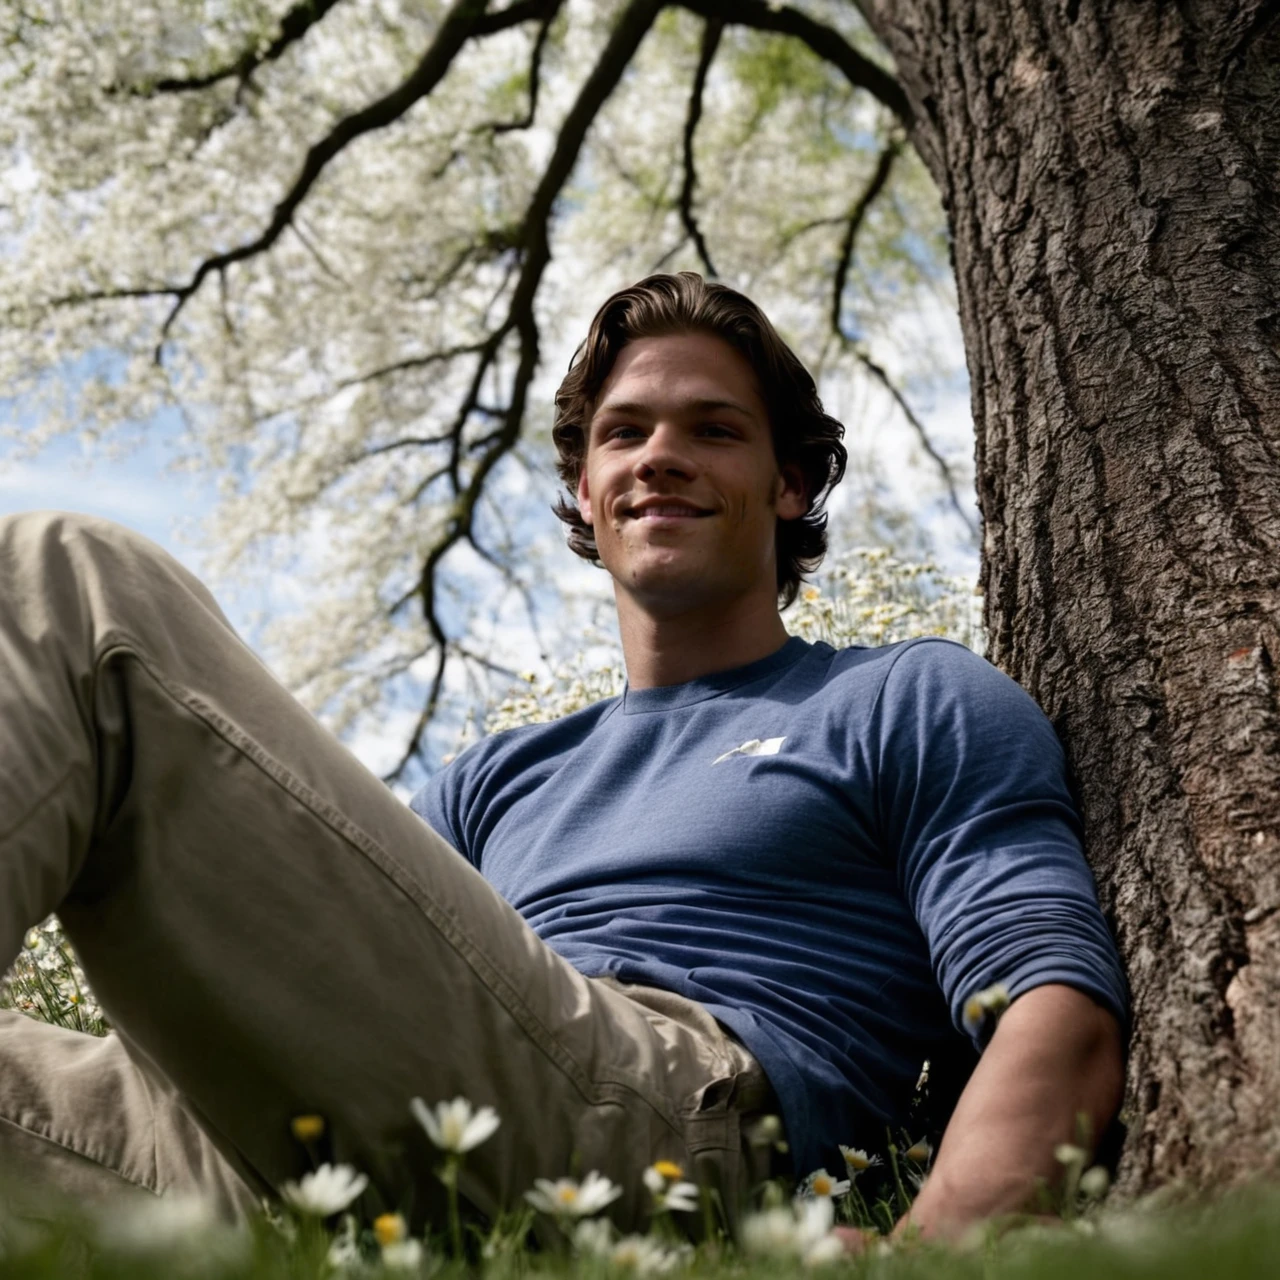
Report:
0,512,772,1232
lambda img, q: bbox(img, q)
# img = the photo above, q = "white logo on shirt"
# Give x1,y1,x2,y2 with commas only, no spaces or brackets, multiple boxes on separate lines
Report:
712,737,786,766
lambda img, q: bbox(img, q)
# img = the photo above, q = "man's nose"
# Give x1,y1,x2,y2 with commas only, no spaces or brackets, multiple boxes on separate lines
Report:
633,423,694,481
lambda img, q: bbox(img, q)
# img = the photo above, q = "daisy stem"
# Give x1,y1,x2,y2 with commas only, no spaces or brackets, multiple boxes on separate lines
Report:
849,1180,874,1231
442,1154,463,1259
886,1137,911,1220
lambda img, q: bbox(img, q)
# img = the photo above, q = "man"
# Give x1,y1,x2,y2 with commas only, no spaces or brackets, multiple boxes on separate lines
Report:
0,273,1124,1243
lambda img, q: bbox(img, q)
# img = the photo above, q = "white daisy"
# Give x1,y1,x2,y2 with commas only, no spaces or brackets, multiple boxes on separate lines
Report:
410,1096,501,1154
903,1138,932,1165
962,982,1012,1035
838,1145,882,1176
798,1168,851,1199
525,1171,623,1218
327,1216,361,1272
381,1239,425,1271
740,1207,800,1257
610,1234,691,1274
96,1195,235,1253
642,1162,699,1213
1055,1142,1086,1167
741,1196,843,1263
572,1217,615,1256
280,1163,368,1216
802,1234,846,1266
796,1197,843,1265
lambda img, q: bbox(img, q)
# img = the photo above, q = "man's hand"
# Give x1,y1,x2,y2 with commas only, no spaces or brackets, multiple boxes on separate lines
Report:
892,983,1124,1242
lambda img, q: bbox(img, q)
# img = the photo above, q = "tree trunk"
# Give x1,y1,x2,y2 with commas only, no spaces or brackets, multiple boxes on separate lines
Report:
858,0,1280,1189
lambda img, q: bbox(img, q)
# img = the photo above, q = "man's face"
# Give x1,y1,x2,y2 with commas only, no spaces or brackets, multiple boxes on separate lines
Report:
577,331,806,617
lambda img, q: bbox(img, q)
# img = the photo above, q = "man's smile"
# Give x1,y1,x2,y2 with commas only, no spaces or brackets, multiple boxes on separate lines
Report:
623,498,714,520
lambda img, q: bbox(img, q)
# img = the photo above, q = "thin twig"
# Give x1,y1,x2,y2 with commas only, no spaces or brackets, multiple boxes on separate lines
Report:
853,348,977,536
676,0,912,125
830,139,900,339
484,0,564,134
827,140,977,536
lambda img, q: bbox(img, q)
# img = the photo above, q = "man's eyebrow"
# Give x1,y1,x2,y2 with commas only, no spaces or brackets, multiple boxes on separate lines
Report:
590,397,757,421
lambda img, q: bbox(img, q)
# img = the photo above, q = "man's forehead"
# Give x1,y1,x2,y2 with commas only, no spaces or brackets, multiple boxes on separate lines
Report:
591,395,757,421
588,333,767,423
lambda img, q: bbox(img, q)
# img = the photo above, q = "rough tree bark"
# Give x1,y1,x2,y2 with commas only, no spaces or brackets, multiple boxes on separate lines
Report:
856,1,1280,1189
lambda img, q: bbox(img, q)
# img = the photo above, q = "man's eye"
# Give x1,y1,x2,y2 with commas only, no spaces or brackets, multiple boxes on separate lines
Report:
699,423,734,437
608,425,642,440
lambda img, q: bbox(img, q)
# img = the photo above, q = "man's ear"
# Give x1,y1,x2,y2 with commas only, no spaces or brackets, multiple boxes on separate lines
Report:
576,464,594,526
776,464,808,522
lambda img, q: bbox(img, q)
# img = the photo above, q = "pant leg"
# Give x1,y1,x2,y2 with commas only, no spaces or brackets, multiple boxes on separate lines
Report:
0,1011,255,1218
0,511,762,1231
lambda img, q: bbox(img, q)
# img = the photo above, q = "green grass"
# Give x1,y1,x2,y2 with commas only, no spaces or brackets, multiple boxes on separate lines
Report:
1,1184,1278,1279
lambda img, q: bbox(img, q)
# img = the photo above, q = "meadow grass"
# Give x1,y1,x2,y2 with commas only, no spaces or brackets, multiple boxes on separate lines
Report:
0,1181,1278,1279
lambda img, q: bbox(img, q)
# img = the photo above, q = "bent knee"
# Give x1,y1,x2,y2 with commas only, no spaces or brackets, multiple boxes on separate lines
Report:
0,509,167,573
0,509,224,630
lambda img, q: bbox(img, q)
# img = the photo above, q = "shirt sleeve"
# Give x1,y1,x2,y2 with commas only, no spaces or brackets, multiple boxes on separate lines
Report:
873,638,1129,1046
408,755,472,863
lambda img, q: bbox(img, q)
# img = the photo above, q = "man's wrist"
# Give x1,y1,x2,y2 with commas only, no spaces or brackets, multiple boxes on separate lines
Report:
892,1165,1043,1241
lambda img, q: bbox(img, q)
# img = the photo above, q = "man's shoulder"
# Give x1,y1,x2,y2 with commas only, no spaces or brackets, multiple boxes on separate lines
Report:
815,635,996,701
815,636,1050,752
410,694,620,820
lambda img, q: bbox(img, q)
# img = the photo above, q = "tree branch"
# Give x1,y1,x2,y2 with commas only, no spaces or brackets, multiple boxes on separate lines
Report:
678,17,723,277
856,348,975,535
830,138,900,339
483,0,563,134
675,0,912,126
140,0,345,96
253,341,490,426
59,0,556,357
136,0,556,98
384,0,664,782
454,643,521,680
149,0,494,353
473,0,560,36
827,141,976,536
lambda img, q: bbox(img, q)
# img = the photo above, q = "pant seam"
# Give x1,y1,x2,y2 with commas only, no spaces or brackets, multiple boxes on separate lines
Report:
99,640,685,1139
0,1108,161,1197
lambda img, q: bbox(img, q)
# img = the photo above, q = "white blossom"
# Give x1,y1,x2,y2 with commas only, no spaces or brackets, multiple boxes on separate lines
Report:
280,1163,368,1216
410,1096,500,1154
525,1171,622,1218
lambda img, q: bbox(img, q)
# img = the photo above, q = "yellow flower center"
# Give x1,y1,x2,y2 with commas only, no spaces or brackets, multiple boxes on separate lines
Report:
812,1175,833,1195
653,1160,684,1180
844,1151,869,1171
557,1186,579,1205
290,1114,326,1143
374,1213,407,1246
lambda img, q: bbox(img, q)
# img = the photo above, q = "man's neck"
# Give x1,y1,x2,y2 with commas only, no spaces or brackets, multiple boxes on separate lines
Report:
616,588,792,689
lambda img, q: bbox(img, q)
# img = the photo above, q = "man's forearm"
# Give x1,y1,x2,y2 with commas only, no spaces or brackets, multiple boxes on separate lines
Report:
897,983,1124,1240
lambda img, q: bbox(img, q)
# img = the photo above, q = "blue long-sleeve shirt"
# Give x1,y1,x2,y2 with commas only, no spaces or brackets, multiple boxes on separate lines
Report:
410,636,1128,1177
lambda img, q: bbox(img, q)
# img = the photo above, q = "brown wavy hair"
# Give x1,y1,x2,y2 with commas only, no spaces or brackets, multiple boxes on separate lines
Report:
551,272,848,607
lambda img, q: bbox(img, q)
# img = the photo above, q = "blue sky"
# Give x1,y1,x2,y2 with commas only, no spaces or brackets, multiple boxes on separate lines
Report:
0,420,260,635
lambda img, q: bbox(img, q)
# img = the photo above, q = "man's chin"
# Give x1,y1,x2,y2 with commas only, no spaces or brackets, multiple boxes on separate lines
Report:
612,558,712,612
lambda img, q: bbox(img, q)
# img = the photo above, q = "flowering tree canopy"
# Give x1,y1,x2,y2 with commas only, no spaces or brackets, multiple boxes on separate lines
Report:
0,0,968,779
